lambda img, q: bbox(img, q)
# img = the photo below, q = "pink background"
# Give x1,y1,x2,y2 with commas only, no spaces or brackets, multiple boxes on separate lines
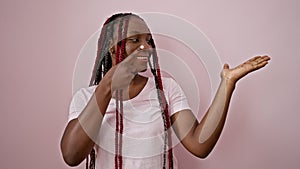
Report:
1,0,299,169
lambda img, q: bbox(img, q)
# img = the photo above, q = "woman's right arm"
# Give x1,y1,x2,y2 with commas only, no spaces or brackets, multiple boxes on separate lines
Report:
60,48,146,166
60,67,115,166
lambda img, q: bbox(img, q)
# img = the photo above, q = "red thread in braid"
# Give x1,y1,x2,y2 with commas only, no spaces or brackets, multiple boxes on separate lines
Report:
150,49,170,168
154,55,174,169
155,58,171,128
119,16,129,169
118,90,123,169
114,16,129,169
87,16,116,169
115,90,120,169
114,16,124,169
88,14,133,169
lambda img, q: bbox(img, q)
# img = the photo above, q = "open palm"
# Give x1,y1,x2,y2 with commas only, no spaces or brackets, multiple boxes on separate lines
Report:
221,55,271,83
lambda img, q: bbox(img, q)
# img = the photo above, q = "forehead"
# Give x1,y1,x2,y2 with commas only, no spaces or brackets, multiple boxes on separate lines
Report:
126,16,151,37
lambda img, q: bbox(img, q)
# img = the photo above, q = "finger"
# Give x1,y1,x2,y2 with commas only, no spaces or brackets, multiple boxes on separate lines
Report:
248,56,261,62
257,60,269,67
252,60,269,71
247,56,268,66
122,46,143,63
249,56,268,65
261,55,271,61
255,55,271,65
255,57,265,64
251,55,271,62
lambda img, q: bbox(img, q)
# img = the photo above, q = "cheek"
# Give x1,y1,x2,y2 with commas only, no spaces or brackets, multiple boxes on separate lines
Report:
125,46,133,56
111,57,116,66
125,44,138,56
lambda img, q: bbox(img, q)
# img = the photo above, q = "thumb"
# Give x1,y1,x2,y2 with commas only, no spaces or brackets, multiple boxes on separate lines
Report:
223,63,230,69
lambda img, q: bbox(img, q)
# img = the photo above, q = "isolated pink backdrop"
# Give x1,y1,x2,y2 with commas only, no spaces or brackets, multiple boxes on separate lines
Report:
0,0,299,169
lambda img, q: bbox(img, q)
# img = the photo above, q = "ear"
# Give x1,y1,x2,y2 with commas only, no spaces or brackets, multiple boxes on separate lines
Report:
109,47,115,55
108,39,116,56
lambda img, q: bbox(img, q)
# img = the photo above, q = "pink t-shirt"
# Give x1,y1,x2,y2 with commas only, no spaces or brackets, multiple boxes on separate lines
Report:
69,76,191,169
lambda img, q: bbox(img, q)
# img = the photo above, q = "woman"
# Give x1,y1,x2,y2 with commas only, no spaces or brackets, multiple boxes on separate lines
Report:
60,13,270,169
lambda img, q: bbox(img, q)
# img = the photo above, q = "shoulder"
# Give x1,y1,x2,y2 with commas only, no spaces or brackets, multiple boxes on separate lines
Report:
72,85,97,100
161,76,177,84
161,76,181,89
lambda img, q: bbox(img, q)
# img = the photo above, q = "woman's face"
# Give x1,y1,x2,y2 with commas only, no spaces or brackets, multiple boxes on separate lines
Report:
110,16,153,67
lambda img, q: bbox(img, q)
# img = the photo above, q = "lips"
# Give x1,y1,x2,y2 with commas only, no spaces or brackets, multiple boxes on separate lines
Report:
137,56,149,61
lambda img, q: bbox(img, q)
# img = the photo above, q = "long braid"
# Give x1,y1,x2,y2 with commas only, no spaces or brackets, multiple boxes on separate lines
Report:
87,13,131,169
156,53,174,169
120,17,129,169
86,16,112,169
114,15,129,169
150,40,174,169
115,89,120,169
89,18,110,86
114,17,122,169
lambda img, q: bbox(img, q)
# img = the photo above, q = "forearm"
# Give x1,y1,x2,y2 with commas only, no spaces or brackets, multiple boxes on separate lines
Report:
198,78,235,141
192,78,235,157
60,73,113,166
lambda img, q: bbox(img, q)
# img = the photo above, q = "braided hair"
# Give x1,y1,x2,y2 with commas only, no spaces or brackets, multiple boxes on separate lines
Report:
88,13,173,169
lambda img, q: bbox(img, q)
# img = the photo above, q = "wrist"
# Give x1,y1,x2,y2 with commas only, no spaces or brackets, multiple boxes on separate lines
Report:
221,77,236,89
95,70,113,99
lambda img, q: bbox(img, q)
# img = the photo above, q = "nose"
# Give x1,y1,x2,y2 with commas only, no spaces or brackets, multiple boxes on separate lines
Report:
139,42,152,55
141,39,152,49
138,45,153,56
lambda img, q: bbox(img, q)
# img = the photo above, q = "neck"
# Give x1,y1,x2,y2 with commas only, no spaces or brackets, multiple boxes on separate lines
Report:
123,74,148,100
130,74,146,86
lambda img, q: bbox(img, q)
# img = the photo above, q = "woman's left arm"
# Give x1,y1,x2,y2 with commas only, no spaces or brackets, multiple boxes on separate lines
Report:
171,55,270,158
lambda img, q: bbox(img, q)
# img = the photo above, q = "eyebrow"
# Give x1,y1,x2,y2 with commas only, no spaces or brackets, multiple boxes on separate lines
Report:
127,31,151,36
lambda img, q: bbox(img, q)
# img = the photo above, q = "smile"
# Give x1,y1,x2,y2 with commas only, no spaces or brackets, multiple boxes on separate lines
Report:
137,56,149,60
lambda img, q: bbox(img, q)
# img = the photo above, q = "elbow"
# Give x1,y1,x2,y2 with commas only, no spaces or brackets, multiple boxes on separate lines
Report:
191,146,212,159
60,140,82,167
63,158,81,167
195,151,210,159
61,148,82,167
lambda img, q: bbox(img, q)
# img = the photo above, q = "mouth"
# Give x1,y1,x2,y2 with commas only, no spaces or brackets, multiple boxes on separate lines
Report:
137,56,149,61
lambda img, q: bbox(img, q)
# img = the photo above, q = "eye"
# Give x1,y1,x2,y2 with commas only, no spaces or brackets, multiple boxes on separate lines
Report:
146,38,152,45
146,35,153,45
128,37,139,43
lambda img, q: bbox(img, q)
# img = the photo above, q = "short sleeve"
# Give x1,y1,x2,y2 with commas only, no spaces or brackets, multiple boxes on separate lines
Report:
164,78,191,115
68,86,97,122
